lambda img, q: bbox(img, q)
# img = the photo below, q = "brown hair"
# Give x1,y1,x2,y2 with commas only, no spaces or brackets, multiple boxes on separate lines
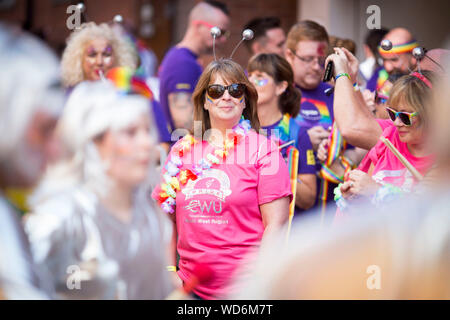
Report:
286,20,329,52
328,36,356,55
387,70,436,128
247,53,301,117
192,59,260,137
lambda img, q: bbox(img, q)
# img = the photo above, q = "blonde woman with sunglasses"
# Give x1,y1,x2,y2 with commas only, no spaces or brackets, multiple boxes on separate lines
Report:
336,69,436,213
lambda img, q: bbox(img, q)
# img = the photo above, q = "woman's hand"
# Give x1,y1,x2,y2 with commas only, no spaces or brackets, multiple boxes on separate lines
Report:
340,169,381,198
317,138,330,163
338,47,359,82
307,126,330,151
325,47,360,83
170,270,183,289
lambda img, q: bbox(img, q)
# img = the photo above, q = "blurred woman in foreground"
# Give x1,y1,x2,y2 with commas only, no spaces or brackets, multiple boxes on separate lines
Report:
25,81,172,299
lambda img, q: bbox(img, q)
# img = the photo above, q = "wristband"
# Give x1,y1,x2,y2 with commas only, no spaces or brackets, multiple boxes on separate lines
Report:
335,73,351,82
167,266,177,272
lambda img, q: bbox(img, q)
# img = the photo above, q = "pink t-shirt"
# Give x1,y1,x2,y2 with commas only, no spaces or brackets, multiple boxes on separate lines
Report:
359,119,434,189
154,130,292,299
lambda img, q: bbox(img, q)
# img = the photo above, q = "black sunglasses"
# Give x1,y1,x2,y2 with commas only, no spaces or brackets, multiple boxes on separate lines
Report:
206,83,246,99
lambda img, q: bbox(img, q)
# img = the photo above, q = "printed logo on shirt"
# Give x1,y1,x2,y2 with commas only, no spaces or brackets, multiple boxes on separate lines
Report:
182,169,232,223
372,168,414,191
182,169,232,202
176,83,191,90
296,97,332,127
300,109,320,118
306,149,316,165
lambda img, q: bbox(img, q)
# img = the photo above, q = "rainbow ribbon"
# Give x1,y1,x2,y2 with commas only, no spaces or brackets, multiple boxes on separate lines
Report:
378,40,419,55
285,146,299,244
318,122,351,218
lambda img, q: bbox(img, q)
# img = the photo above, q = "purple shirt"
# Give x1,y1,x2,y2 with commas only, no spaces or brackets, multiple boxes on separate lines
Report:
263,117,317,215
365,66,384,92
293,82,338,213
158,47,203,131
294,82,334,131
262,118,316,175
151,100,172,143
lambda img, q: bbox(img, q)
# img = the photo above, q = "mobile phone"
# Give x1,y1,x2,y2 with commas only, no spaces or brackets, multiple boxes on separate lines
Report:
323,61,334,82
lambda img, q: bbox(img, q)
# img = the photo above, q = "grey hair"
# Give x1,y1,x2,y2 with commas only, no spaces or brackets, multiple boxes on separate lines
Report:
30,81,157,206
0,23,64,182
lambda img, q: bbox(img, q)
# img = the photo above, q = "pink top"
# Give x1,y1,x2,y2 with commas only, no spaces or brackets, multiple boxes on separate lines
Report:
358,119,434,189
335,119,434,223
153,130,292,299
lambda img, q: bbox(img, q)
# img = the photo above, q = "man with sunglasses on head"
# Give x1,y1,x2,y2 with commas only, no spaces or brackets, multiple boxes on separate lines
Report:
158,0,230,136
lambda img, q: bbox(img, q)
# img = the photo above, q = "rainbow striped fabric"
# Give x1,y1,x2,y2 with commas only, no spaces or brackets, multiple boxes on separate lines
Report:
106,67,154,100
376,69,389,93
378,40,419,56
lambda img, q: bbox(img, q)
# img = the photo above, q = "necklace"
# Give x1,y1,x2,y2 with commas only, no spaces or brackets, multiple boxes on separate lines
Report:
153,119,252,214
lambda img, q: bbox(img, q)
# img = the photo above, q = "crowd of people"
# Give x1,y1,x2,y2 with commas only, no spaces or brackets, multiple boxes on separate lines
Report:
0,0,449,300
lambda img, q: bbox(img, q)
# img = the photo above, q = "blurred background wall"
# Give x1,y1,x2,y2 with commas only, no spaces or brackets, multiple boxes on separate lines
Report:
0,0,448,68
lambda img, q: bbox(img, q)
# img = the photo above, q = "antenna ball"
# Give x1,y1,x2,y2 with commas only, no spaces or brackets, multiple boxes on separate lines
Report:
113,15,123,23
242,29,254,40
76,3,85,12
412,47,425,60
380,39,393,51
210,26,221,38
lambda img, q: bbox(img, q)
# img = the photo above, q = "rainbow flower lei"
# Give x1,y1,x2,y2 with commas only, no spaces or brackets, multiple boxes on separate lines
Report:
153,119,252,214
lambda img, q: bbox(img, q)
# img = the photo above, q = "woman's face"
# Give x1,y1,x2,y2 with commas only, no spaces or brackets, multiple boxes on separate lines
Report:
204,74,246,129
96,115,156,188
248,70,276,106
389,101,425,145
82,38,115,81
248,70,286,107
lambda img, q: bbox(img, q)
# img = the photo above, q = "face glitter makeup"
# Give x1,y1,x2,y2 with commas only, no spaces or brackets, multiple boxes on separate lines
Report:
253,78,269,87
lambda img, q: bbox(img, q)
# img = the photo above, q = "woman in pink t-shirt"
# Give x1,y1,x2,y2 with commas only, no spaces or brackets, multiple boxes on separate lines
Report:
152,59,292,299
338,71,436,206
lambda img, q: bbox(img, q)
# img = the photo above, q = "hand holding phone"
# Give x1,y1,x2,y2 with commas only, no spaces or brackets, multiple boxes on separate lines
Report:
323,61,334,82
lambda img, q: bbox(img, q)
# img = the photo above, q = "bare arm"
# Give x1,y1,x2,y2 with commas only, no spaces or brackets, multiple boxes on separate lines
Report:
327,47,382,150
167,92,194,132
167,213,182,288
259,196,290,246
296,174,317,210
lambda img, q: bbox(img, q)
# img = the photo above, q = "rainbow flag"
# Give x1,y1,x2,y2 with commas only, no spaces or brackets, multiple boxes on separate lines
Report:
106,67,154,100
376,69,389,92
285,146,299,243
318,122,352,220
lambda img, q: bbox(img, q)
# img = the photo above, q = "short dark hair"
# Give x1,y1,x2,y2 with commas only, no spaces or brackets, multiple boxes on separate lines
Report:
243,17,281,51
364,28,389,59
204,0,230,16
